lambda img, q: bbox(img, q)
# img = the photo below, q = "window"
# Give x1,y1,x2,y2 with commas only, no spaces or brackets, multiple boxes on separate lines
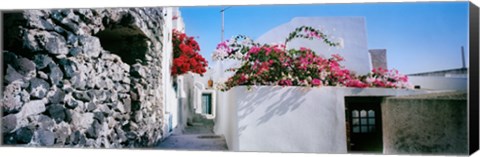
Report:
352,109,376,133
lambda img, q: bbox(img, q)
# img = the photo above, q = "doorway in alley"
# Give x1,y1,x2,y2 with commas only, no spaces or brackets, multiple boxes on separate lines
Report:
201,93,212,115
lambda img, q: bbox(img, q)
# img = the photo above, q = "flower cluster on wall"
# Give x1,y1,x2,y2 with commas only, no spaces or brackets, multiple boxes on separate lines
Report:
213,26,411,91
172,29,208,76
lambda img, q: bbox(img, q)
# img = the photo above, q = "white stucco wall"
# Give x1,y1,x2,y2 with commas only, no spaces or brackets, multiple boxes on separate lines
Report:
256,17,371,75
216,86,429,153
172,8,185,33
192,68,215,86
161,7,174,135
162,7,187,136
180,74,195,126
214,90,239,150
212,59,243,84
189,68,217,116
408,76,467,91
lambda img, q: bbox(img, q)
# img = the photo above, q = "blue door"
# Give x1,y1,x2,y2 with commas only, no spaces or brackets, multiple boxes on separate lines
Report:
202,93,212,115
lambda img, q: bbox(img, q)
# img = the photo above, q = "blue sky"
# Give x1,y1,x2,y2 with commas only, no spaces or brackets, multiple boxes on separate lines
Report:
180,2,469,74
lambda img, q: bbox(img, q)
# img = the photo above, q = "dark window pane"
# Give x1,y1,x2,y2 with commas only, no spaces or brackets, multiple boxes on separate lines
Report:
352,118,359,125
368,110,375,117
353,126,360,133
361,126,368,133
360,110,367,117
352,110,359,117
361,118,367,125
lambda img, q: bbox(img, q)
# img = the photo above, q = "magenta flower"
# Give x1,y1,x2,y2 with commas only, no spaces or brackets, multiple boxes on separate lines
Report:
238,74,247,84
373,79,385,87
346,79,368,88
332,54,344,61
213,26,412,91
312,78,322,86
249,46,261,54
278,79,293,86
299,47,310,51
400,75,408,82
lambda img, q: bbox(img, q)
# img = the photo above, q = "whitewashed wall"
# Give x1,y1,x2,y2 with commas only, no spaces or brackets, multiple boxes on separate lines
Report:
161,7,174,134
216,86,429,153
192,68,214,86
256,17,371,75
162,7,187,136
214,90,239,150
188,68,216,115
408,76,467,91
212,59,242,85
172,8,185,33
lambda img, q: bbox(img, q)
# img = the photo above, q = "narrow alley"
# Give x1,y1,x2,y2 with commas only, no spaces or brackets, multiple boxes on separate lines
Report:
156,115,228,151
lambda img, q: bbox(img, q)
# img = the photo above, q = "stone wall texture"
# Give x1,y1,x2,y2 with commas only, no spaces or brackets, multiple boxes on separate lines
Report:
382,92,468,155
2,8,166,148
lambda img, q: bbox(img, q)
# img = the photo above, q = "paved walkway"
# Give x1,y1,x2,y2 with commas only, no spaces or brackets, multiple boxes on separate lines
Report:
156,115,228,151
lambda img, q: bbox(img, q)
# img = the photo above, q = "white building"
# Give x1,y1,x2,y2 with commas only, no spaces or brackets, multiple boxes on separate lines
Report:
175,16,468,154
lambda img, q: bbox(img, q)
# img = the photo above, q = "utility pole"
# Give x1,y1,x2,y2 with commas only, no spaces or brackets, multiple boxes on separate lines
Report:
218,7,231,83
220,7,231,42
461,46,466,69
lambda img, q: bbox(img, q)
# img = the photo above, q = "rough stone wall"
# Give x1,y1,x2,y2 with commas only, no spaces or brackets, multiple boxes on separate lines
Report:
381,92,468,155
2,8,166,148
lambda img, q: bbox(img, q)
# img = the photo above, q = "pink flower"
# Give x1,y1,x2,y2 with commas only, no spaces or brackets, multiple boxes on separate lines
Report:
400,75,408,82
346,79,368,88
374,67,387,75
256,62,270,75
244,53,250,60
366,77,375,84
238,74,247,84
300,47,310,51
307,31,321,39
272,45,283,52
216,41,228,49
278,79,293,86
312,78,322,86
282,59,291,67
373,79,385,87
249,46,261,54
332,54,344,61
262,47,272,54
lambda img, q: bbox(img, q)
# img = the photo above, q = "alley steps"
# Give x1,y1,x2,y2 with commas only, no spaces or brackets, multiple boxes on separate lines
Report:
156,114,228,151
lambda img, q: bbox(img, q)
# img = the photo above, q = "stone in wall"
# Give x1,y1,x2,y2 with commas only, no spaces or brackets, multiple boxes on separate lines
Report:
382,92,468,155
2,8,167,148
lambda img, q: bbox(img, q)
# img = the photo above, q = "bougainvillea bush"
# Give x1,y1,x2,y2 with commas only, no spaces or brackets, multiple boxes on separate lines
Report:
172,29,208,76
213,26,412,91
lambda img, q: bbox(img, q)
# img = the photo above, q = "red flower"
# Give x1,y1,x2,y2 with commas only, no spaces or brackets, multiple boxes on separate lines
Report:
171,29,208,76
